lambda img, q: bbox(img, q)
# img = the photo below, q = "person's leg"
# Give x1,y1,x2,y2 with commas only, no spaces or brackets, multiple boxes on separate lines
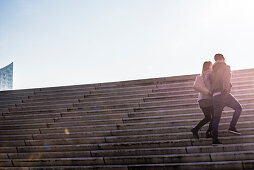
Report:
212,95,224,142
206,106,213,138
223,93,242,131
193,107,212,131
192,106,210,139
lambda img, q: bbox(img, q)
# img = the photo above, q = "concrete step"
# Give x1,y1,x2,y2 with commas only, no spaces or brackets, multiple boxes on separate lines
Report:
0,104,252,132
1,130,251,154
89,85,155,96
2,93,251,118
154,79,254,93
0,89,35,96
1,151,253,169
5,125,253,145
1,82,250,110
2,121,254,144
0,92,32,100
2,108,67,116
88,142,254,157
0,152,251,168
132,98,251,113
2,112,62,122
15,98,79,108
124,161,251,170
0,162,245,170
34,89,90,97
1,68,254,169
232,75,254,82
10,160,253,170
21,94,85,103
10,157,104,167
148,87,254,100
8,151,91,159
232,68,254,75
0,104,251,128
0,122,112,135
15,144,99,153
0,160,13,167
8,87,251,114
0,130,111,141
0,68,252,98
0,129,40,135
97,135,254,151
140,94,248,108
20,79,254,103
59,107,199,119
0,112,128,125
26,92,88,100
0,117,125,130
14,94,142,109
2,95,143,112
1,122,254,148
30,85,154,100
8,101,141,113
0,166,126,170
72,93,148,104
0,110,247,136
0,107,9,113
0,99,22,106
0,103,16,108
115,119,254,132
1,76,252,105
8,103,74,112
0,117,55,126
122,110,253,125
34,84,95,93
0,137,106,147
102,151,254,165
104,127,253,144
1,151,253,167
2,95,144,115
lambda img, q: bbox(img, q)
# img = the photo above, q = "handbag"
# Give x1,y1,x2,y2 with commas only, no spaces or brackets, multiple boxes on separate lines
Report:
193,75,209,95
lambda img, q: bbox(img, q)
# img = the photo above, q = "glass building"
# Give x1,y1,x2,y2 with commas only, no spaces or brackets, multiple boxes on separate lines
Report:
0,62,13,90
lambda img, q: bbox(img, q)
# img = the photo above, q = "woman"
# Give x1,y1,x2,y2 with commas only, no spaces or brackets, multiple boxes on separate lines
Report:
191,61,213,139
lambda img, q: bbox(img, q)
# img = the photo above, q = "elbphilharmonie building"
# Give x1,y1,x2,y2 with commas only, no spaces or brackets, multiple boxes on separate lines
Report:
0,62,13,90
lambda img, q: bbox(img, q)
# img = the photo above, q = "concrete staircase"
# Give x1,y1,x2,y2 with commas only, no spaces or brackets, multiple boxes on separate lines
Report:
1,68,254,170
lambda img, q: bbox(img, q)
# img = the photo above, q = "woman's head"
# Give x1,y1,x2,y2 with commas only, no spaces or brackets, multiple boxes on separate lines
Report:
202,61,212,76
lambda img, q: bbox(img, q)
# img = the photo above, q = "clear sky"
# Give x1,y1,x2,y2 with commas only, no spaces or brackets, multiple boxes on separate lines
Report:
1,0,254,90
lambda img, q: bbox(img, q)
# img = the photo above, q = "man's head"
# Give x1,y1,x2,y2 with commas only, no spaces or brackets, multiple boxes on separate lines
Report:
214,53,225,62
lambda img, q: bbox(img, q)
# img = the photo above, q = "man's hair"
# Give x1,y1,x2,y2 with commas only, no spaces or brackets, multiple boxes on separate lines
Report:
214,53,225,61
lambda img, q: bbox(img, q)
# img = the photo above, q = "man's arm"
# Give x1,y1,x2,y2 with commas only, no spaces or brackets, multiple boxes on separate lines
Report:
223,65,232,93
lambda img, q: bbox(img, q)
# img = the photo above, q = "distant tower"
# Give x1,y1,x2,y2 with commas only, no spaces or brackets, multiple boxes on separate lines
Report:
0,62,13,90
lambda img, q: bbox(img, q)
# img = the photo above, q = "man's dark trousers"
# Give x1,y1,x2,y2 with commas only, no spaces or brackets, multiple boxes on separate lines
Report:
212,92,242,140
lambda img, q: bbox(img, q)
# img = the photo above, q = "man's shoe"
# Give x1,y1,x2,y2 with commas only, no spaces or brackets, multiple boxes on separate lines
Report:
191,128,199,139
212,139,222,145
206,130,212,138
228,128,241,135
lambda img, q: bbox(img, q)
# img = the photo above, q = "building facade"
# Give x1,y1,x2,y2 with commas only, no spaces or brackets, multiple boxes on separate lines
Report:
0,62,13,90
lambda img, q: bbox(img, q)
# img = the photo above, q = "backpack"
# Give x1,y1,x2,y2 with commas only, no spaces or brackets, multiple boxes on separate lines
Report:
193,75,210,95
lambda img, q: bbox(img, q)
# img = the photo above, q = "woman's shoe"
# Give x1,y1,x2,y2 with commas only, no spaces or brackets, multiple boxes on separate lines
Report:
191,128,199,139
206,130,212,138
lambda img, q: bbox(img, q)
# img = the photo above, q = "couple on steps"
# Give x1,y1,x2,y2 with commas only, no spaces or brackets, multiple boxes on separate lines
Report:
191,54,242,145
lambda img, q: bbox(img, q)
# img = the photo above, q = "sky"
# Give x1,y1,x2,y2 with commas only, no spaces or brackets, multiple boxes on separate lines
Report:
1,0,254,90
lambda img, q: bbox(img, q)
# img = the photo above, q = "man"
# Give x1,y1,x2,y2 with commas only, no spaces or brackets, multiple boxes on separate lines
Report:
211,54,242,145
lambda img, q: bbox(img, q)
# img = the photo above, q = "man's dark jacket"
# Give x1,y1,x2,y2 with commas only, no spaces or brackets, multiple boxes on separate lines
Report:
211,61,232,94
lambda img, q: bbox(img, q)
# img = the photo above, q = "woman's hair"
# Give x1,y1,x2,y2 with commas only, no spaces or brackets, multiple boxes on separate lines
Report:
202,61,212,77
